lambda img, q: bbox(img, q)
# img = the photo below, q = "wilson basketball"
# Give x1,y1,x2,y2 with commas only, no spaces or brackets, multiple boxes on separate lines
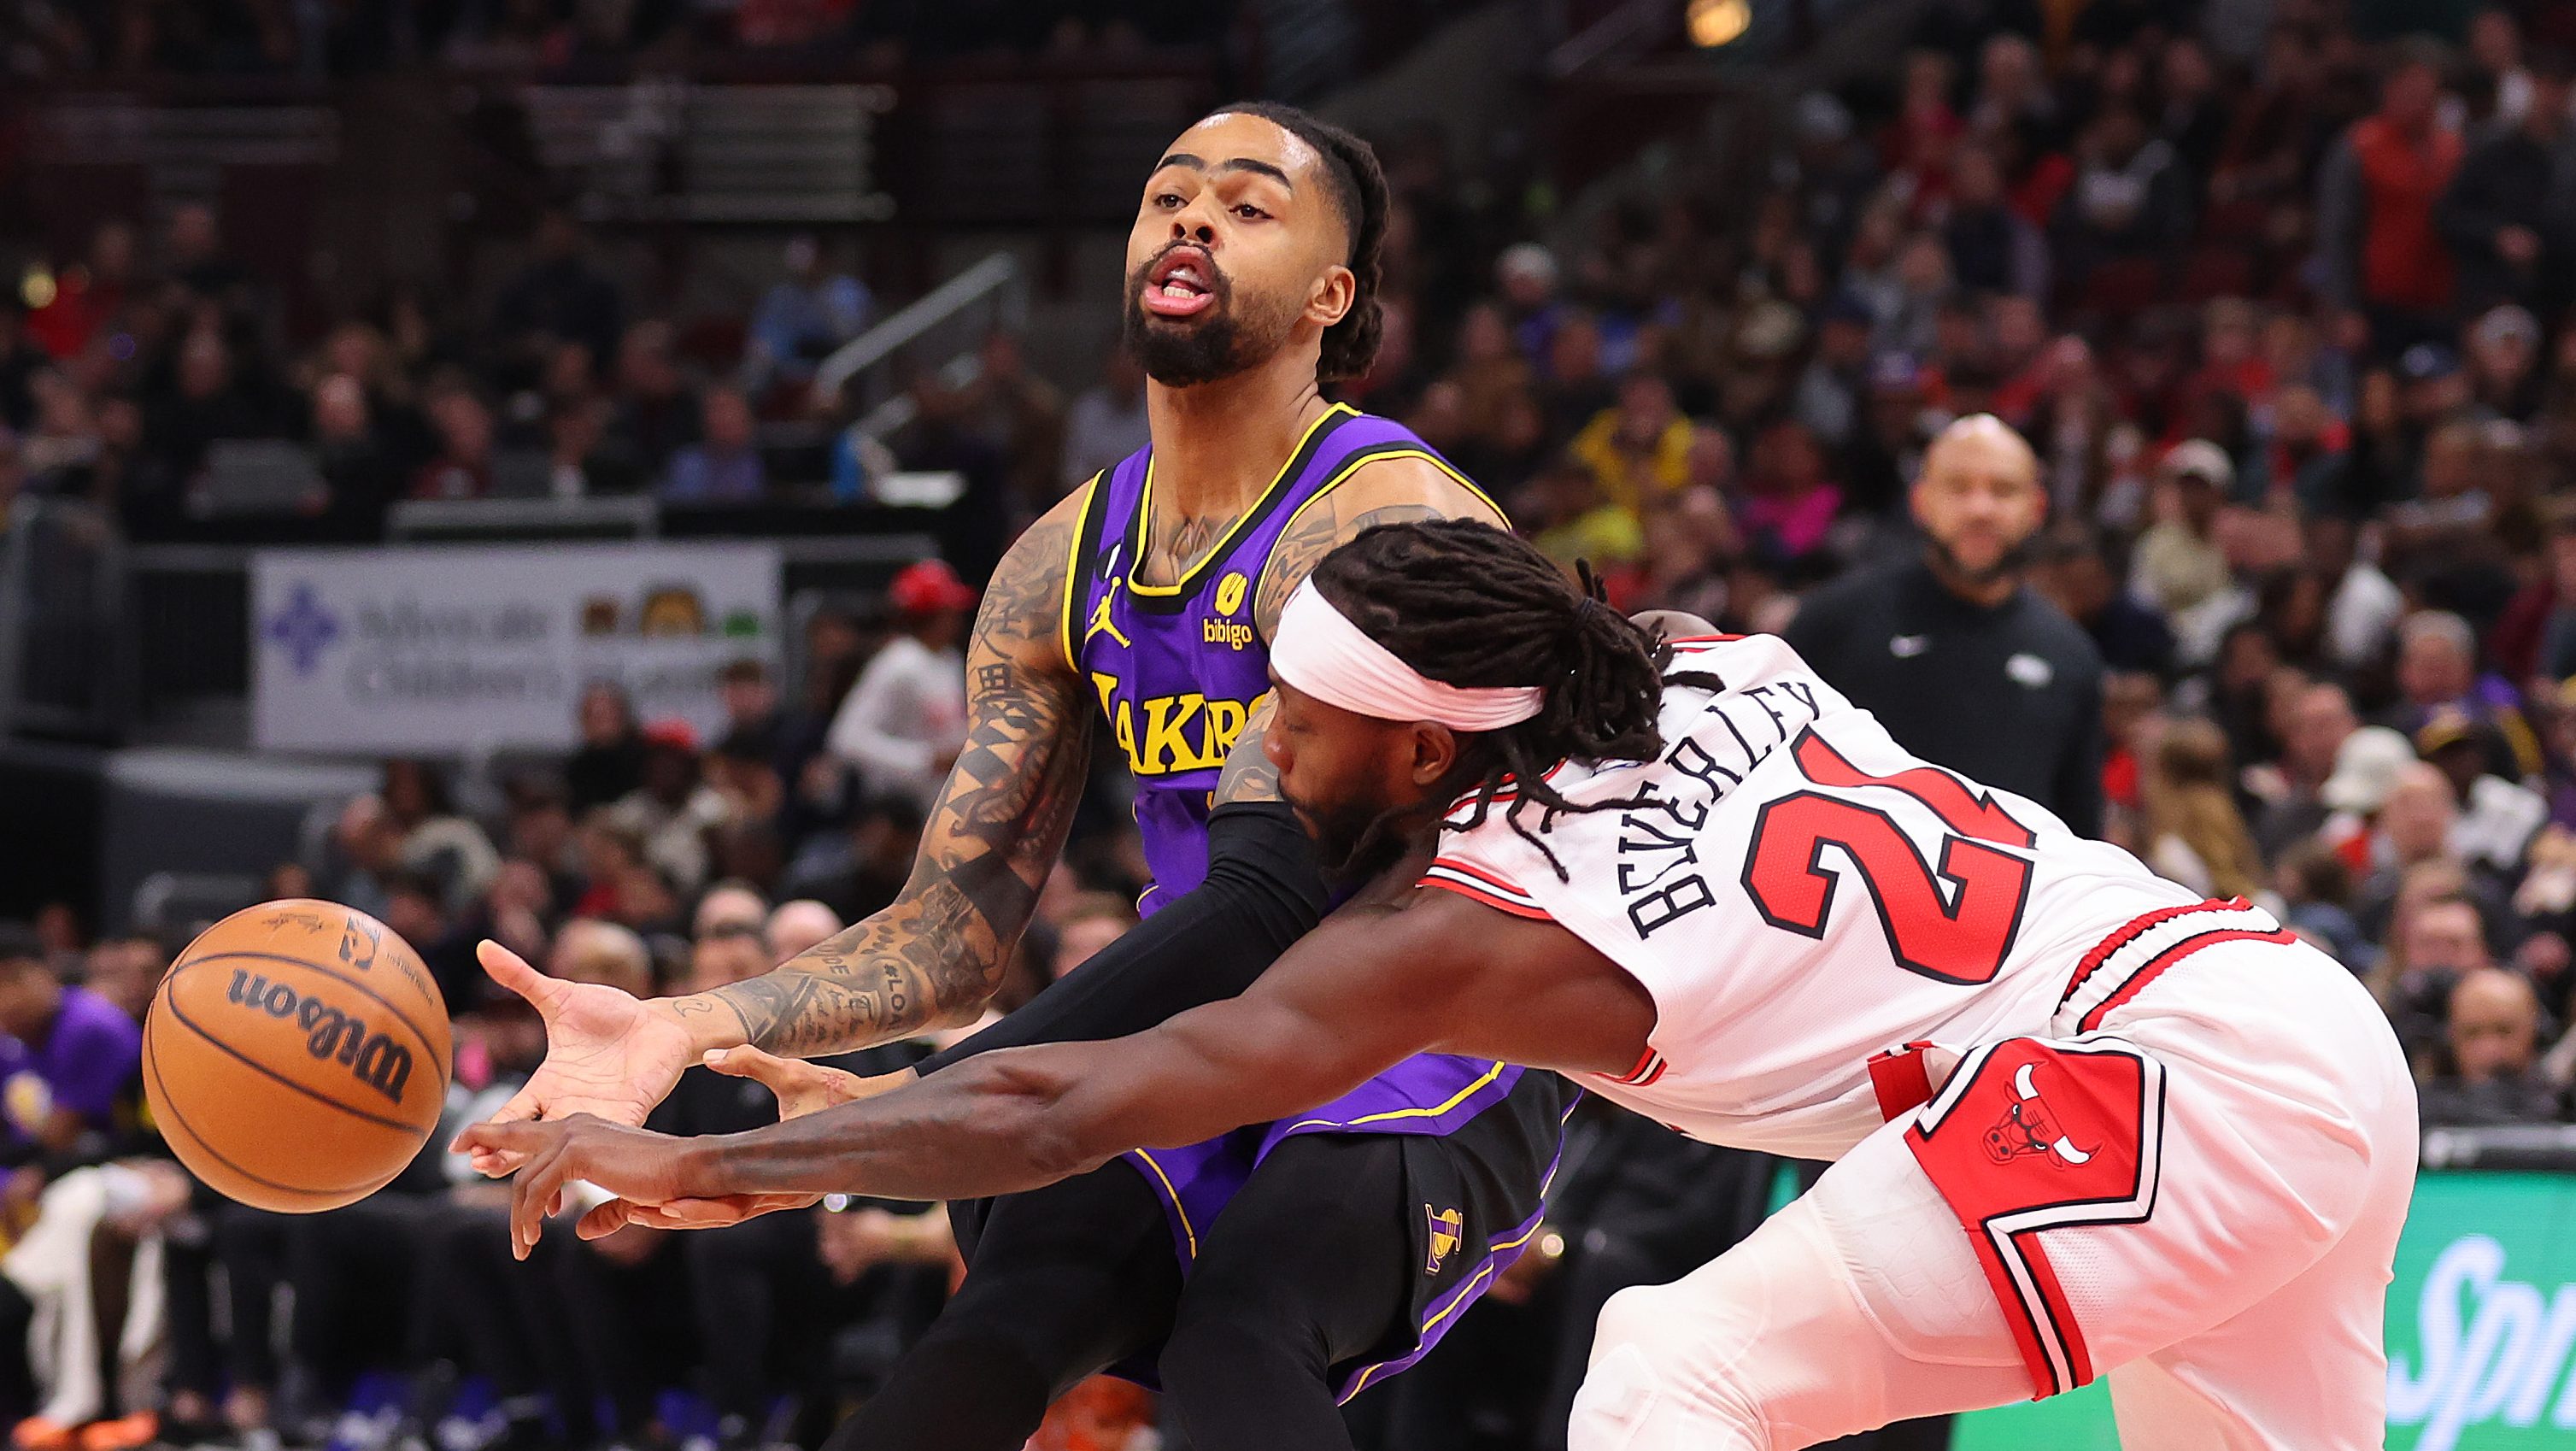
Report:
143,900,452,1213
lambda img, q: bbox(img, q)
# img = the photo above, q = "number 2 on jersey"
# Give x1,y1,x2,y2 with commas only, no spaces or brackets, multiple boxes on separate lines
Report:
1742,731,2036,985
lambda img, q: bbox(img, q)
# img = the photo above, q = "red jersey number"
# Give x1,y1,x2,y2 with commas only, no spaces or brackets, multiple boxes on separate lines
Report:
1741,731,2035,986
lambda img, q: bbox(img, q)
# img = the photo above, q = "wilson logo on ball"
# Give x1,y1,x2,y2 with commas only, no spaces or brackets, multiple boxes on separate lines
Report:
226,969,414,1102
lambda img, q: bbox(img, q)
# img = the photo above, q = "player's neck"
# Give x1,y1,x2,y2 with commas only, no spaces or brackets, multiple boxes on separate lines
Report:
1145,360,1335,515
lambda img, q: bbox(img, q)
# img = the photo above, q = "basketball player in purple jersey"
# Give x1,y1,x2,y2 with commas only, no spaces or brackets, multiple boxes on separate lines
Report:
466,103,1573,1448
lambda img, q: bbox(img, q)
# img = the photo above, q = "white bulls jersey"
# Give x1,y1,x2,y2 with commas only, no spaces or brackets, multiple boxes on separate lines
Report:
1423,632,2210,1161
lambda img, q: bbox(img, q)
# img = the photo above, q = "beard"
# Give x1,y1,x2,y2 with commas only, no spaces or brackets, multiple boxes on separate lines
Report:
1122,247,1302,386
1288,784,1422,889
1923,527,2038,587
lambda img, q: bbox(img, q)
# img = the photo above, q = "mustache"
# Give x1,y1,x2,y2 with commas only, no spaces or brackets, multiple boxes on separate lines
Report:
1130,243,1231,309
1924,528,2037,584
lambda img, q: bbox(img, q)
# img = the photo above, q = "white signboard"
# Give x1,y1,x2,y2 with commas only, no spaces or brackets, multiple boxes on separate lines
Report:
252,543,781,755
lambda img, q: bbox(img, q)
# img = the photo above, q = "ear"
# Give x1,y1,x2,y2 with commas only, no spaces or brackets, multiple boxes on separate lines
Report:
1306,262,1356,331
1409,722,1459,787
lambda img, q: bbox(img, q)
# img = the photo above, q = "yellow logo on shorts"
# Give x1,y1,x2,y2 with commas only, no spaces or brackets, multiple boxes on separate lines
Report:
1425,1205,1464,1276
1214,571,1248,615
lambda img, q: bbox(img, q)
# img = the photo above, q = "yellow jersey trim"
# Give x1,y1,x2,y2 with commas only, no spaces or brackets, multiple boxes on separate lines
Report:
1124,1147,1200,1260
1276,1060,1510,1135
1126,402,1357,599
1055,476,1100,676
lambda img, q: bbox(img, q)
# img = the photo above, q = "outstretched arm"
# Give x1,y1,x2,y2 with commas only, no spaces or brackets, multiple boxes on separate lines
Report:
460,492,1096,1154
674,490,1097,1057
462,890,1658,1255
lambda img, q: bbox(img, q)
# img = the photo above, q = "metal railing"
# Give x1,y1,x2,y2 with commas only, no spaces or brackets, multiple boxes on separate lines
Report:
813,251,1026,422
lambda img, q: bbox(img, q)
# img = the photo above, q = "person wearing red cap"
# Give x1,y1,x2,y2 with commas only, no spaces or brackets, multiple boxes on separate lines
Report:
824,559,977,814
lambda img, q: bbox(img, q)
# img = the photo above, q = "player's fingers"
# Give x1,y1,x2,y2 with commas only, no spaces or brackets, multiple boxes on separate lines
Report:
576,1198,637,1239
702,1046,807,1087
511,1144,566,1260
478,940,562,1014
451,1118,543,1159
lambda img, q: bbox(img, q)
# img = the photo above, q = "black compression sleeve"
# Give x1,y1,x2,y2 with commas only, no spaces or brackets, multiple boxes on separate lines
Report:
917,802,1329,1073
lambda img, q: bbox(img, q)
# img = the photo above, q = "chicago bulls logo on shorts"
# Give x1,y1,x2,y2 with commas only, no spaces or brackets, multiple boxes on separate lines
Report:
1981,1061,2098,1168
1905,1037,2167,1401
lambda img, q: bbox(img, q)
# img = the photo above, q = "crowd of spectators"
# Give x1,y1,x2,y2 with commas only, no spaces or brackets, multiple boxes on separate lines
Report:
20,0,2576,1446
0,0,1254,80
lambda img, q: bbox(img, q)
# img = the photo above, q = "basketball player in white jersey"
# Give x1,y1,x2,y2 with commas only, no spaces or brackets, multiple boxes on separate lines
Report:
465,520,2417,1451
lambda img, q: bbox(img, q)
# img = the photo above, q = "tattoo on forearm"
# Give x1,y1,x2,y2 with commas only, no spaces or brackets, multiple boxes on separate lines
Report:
707,508,1093,1056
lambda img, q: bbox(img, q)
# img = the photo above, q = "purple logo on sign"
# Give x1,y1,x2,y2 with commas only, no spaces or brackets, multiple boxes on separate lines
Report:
264,582,343,675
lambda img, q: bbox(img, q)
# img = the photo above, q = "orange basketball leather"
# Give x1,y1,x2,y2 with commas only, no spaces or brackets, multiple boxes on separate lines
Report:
143,900,452,1213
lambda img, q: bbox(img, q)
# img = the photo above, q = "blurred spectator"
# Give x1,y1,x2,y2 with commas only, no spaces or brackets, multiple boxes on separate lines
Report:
1049,894,1138,975
2421,968,2565,1125
491,210,624,382
411,386,494,501
1787,415,2104,833
605,721,736,896
2129,442,2236,656
608,322,700,475
567,682,647,814
0,924,143,1167
959,332,1065,518
379,759,502,910
1567,373,1706,525
695,882,772,942
2316,48,2464,354
716,659,784,765
1060,350,1151,494
2389,609,2538,782
2386,894,2501,1063
2052,104,2192,291
2435,45,2576,320
2252,682,2362,860
663,386,766,503
828,561,974,814
2140,716,2265,899
766,900,844,962
78,938,164,1027
746,235,872,397
1737,420,1843,566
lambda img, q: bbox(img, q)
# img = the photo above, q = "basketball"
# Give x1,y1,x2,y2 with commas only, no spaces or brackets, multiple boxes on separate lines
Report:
143,900,451,1213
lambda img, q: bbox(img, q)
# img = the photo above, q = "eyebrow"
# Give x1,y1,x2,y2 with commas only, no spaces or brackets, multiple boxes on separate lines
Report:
1152,153,1295,189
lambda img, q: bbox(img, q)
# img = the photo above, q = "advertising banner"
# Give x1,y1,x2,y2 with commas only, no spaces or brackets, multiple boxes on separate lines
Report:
251,543,781,755
1956,1171,2576,1449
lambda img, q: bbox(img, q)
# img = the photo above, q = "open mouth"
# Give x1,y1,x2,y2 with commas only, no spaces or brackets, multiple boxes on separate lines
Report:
1141,246,1218,319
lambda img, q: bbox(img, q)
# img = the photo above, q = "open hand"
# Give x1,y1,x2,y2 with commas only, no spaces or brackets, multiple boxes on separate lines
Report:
453,941,701,1175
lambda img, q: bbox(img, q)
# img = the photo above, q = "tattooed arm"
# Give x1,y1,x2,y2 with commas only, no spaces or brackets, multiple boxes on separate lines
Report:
669,493,1097,1057
1218,455,1507,805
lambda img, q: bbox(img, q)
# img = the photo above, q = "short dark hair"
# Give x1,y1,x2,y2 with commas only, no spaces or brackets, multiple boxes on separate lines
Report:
1203,101,1390,383
0,923,48,973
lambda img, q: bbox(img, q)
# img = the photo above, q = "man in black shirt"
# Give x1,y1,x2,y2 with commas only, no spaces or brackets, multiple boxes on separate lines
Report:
1783,414,2103,1451
1787,414,2105,836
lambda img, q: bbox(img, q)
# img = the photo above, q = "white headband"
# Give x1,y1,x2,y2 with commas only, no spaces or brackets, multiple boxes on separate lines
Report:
1271,579,1546,730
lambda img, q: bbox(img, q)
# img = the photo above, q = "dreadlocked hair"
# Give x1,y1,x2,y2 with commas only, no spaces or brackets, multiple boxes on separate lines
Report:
1206,100,1388,383
1311,520,1673,880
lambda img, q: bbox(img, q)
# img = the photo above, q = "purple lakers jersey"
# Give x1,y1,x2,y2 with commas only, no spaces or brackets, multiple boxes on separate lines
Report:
1058,403,1494,913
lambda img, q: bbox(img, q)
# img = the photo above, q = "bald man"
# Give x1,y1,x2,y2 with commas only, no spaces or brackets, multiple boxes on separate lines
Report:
2421,967,2564,1126
1786,413,2104,835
